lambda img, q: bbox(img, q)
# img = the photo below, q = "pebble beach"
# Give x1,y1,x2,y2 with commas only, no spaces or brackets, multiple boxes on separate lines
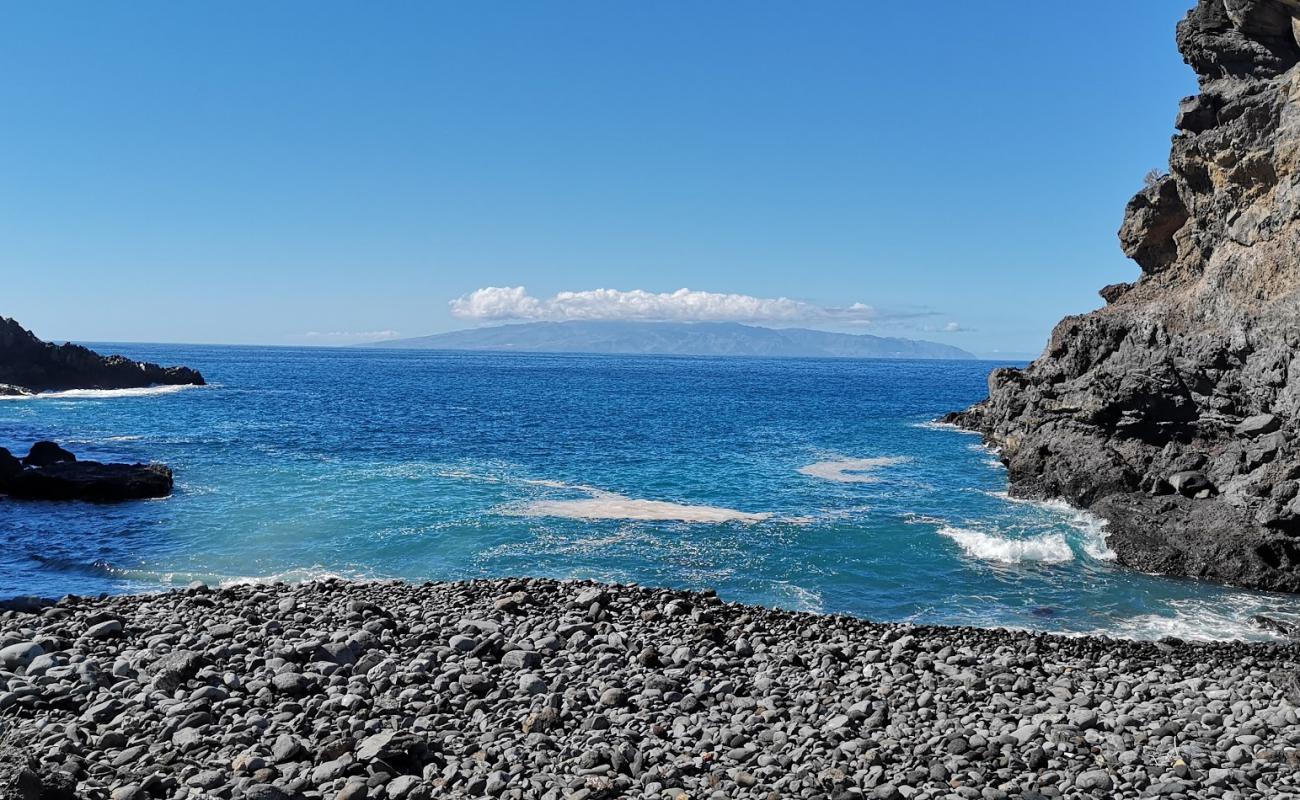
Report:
2,578,1299,799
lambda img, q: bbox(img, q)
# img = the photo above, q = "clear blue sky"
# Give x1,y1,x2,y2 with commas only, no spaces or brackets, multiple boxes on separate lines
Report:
1,2,1196,357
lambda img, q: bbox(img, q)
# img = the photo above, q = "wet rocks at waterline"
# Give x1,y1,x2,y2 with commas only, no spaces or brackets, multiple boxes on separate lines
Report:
948,0,1300,593
0,316,203,395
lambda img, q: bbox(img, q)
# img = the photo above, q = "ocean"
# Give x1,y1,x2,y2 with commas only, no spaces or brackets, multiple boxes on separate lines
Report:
2,344,1297,641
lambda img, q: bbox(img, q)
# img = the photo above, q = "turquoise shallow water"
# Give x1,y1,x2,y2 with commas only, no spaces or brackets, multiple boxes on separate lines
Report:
2,344,1298,641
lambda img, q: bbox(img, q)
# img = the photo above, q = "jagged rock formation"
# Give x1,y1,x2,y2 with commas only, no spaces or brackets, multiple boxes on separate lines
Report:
0,317,204,393
948,0,1300,593
0,442,173,503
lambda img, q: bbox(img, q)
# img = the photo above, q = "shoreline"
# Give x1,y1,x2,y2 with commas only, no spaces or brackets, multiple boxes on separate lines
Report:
3,577,1298,799
5,572,1300,648
7,566,1299,647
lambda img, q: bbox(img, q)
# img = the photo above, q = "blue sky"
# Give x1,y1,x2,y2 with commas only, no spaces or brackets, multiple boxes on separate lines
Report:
1,2,1196,357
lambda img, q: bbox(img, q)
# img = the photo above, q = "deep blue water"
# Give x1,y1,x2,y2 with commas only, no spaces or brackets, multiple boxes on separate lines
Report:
3,345,1298,640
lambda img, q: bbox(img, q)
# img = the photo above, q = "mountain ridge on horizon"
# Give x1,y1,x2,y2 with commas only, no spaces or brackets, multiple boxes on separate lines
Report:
368,321,976,360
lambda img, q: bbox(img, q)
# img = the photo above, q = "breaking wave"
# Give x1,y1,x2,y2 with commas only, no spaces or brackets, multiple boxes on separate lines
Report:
938,526,1075,565
771,581,825,613
984,491,1116,561
1084,596,1300,643
912,419,982,435
2,385,205,401
26,556,365,590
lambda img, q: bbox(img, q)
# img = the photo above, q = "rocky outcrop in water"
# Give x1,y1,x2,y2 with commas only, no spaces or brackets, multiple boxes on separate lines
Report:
0,442,173,503
947,0,1300,594
1,578,1298,800
0,317,204,394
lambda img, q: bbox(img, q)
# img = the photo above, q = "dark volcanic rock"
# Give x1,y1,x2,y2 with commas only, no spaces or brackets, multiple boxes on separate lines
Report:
1254,613,1300,637
0,443,173,502
0,316,204,393
4,462,173,502
0,448,21,481
1,578,1298,800
21,441,75,468
948,0,1300,593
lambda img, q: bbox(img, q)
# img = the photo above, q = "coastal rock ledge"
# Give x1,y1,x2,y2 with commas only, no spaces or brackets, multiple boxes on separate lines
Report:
1,579,1299,799
947,0,1300,593
0,442,173,503
0,317,203,395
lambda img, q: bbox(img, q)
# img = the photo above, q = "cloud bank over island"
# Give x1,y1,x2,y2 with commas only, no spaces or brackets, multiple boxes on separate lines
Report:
449,286,886,325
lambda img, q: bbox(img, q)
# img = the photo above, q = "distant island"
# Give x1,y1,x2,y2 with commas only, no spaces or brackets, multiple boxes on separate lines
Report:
368,321,975,360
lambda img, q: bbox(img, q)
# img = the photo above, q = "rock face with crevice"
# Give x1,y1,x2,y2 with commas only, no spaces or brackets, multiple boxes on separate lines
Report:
0,316,204,394
947,0,1300,593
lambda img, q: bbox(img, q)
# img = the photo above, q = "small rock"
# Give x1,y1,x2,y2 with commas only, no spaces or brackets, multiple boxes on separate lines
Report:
1237,413,1281,437
518,673,548,696
1075,770,1113,792
84,619,124,639
0,642,43,671
502,649,541,669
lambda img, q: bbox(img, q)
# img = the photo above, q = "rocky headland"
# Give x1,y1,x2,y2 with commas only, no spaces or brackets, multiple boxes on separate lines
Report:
947,0,1300,593
0,442,173,503
0,317,204,396
1,578,1298,800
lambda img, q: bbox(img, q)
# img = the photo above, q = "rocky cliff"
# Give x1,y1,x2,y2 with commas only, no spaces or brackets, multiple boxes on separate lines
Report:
0,317,204,394
948,0,1300,593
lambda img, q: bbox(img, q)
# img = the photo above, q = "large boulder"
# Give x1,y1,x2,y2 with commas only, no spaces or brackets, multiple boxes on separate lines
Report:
22,441,75,468
948,0,1300,593
0,442,173,503
3,461,173,503
0,448,22,481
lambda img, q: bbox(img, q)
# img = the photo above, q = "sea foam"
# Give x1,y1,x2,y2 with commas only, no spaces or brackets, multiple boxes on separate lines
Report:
984,491,1117,561
938,526,1075,564
0,384,205,401
1083,596,1300,643
510,491,771,523
438,469,772,523
798,456,909,484
772,580,826,613
911,419,982,435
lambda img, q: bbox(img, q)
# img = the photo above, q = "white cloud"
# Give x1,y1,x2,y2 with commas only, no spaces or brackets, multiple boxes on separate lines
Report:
921,321,972,334
449,286,880,324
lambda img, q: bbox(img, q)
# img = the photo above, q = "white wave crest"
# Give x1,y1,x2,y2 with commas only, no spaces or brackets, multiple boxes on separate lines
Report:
1085,597,1300,643
1,384,205,401
95,563,367,590
509,491,771,523
912,420,982,435
939,526,1075,564
772,581,825,613
902,512,948,526
798,456,909,484
983,491,1116,561
217,567,366,588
